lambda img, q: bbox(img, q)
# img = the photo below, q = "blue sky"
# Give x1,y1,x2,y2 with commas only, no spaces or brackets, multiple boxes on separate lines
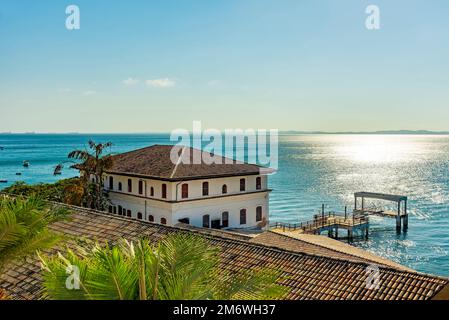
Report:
1,0,449,133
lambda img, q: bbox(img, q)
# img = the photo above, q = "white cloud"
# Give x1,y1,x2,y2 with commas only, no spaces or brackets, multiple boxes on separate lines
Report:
83,90,96,96
146,78,175,88
122,77,139,86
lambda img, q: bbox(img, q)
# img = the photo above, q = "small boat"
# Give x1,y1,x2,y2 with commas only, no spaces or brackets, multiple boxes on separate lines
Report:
16,172,22,176
23,160,30,167
53,166,62,175
0,179,7,183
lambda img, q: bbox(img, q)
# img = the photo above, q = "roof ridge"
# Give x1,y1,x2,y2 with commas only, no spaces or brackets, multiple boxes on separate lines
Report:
265,230,412,272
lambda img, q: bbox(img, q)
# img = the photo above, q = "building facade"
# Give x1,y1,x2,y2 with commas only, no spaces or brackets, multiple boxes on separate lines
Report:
102,145,272,229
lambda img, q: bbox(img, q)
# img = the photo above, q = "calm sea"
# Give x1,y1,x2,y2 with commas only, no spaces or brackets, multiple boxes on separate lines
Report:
1,133,449,276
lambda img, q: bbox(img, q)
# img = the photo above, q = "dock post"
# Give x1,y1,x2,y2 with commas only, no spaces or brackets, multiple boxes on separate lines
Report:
403,215,408,232
365,225,369,240
396,215,401,232
403,200,408,232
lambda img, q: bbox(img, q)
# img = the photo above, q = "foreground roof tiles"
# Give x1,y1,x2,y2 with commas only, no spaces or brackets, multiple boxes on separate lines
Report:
1,205,448,300
106,145,264,180
251,231,413,271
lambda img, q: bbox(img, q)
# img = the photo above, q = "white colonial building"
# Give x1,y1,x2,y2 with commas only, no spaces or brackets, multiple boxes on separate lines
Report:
102,145,272,229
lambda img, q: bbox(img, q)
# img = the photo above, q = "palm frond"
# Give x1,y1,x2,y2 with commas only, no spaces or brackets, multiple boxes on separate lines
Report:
39,234,286,301
0,210,26,250
0,196,67,274
68,150,91,161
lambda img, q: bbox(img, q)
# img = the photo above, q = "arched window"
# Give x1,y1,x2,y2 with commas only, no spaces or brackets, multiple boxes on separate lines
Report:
162,184,167,199
113,206,117,214
118,182,122,191
202,214,210,228
150,187,154,197
109,176,114,190
240,178,246,192
161,217,167,225
127,179,132,193
256,177,262,190
222,184,227,194
118,205,122,215
137,212,142,220
148,215,154,222
202,182,209,196
127,210,131,217
108,205,113,213
181,184,189,198
222,211,229,228
256,206,263,222
240,209,247,225
138,180,143,195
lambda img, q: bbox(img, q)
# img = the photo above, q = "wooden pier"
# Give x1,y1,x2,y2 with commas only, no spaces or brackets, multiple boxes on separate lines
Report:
270,212,369,242
270,192,409,242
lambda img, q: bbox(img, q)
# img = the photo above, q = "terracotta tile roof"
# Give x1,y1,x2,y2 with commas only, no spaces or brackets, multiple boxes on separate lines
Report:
106,145,267,181
1,205,448,300
251,231,413,272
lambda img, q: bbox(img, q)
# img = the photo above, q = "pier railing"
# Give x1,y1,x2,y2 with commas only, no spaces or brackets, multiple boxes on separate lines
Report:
270,212,369,233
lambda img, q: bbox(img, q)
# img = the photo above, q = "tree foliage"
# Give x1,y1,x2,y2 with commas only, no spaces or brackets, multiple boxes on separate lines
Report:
2,178,83,206
40,233,287,300
55,140,114,210
0,195,69,274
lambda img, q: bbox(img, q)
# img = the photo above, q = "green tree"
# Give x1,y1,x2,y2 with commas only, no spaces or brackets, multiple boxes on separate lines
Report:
2,178,83,205
55,140,114,210
40,233,286,300
0,195,68,274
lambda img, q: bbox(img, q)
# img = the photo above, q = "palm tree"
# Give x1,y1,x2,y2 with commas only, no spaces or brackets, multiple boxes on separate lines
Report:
0,195,69,275
55,140,113,210
39,233,286,300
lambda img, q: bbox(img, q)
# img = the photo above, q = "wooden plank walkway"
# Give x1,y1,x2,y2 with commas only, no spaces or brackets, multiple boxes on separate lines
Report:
354,209,406,217
270,213,369,240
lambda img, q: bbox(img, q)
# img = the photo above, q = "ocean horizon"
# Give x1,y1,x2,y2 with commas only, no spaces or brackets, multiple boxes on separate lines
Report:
1,133,449,276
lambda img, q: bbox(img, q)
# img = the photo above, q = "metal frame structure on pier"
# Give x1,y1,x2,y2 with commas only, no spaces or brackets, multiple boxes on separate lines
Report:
354,192,408,232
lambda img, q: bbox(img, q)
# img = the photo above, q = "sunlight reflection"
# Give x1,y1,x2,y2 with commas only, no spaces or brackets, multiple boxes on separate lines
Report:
331,135,425,163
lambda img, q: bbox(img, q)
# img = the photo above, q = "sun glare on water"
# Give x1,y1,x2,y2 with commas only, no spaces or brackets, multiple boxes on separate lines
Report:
331,135,426,164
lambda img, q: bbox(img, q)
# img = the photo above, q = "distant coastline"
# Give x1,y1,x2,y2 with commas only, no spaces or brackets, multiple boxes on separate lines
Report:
280,130,449,135
2,130,449,135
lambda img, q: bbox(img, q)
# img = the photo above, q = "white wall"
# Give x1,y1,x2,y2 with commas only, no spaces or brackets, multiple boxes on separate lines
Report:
174,175,267,200
104,173,270,228
172,191,269,228
106,174,172,200
108,192,172,225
